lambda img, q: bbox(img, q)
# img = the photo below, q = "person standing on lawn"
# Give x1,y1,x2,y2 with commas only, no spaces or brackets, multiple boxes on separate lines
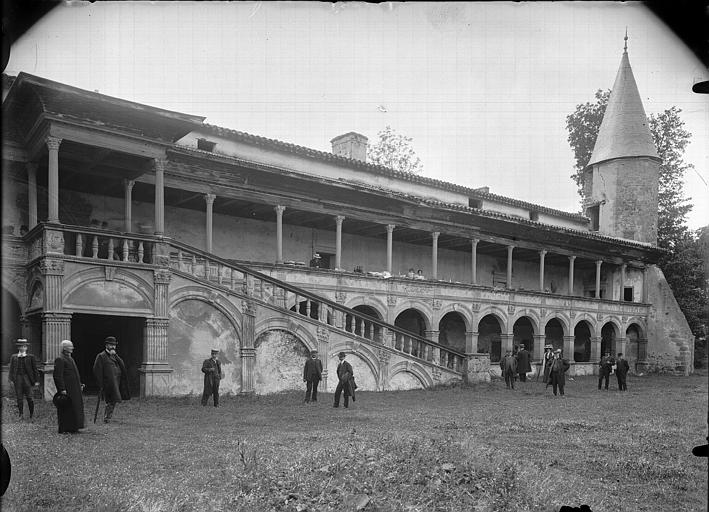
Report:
303,349,323,403
8,339,39,419
500,350,517,389
541,344,554,383
201,349,223,407
93,336,130,423
333,352,354,409
515,343,532,383
53,340,85,433
598,352,615,390
548,349,570,396
615,352,630,391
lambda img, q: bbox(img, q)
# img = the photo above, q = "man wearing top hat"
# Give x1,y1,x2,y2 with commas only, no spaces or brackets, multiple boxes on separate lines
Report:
8,339,39,419
201,349,223,407
93,336,130,423
515,343,532,382
542,344,554,383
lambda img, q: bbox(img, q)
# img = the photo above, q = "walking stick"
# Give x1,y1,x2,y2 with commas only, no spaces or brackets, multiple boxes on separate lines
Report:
93,389,102,424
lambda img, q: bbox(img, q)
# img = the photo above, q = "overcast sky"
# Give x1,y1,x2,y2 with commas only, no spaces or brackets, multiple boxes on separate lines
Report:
5,1,708,229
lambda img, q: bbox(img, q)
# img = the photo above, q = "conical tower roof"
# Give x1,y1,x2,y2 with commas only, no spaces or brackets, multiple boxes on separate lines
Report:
586,39,659,168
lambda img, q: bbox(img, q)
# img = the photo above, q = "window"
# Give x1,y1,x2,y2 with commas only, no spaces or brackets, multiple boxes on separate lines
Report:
469,198,482,209
529,211,539,221
623,286,634,302
587,205,600,231
197,138,217,152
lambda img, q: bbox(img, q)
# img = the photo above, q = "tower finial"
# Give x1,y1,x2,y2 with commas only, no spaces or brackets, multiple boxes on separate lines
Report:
624,27,628,53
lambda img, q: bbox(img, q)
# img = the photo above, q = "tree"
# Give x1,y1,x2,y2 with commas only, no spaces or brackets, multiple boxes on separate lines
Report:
368,126,424,175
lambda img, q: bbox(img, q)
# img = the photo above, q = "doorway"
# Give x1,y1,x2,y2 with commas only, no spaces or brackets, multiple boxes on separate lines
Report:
71,314,144,396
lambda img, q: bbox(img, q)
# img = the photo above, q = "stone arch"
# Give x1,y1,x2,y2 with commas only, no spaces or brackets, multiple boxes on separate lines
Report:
254,316,319,354
288,296,330,323
543,314,569,336
475,305,508,333
601,321,620,356
388,361,432,389
544,317,565,352
438,310,467,353
572,313,597,335
253,328,310,395
167,293,242,396
392,300,433,330
478,313,503,362
170,285,243,330
512,316,535,354
346,304,384,340
624,318,646,339
394,307,429,337
64,267,153,314
436,303,473,331
573,320,593,362
326,343,380,392
510,310,540,334
345,295,388,319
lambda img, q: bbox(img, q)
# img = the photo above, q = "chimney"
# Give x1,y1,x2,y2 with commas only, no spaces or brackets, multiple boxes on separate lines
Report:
330,132,368,162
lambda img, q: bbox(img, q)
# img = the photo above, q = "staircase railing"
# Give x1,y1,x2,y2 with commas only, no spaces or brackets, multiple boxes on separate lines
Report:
166,239,466,373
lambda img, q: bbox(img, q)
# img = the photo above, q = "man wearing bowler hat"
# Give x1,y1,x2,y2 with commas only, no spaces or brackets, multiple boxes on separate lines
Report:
8,339,39,419
333,352,354,409
201,349,223,407
93,336,130,423
303,349,323,403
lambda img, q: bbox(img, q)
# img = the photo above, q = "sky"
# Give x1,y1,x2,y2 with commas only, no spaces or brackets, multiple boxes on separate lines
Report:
5,1,708,229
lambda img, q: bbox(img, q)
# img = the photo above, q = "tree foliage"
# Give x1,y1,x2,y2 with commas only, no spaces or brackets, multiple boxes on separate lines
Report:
566,89,610,194
368,126,424,175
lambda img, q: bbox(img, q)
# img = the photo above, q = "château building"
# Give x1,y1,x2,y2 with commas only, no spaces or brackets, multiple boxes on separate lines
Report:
0,44,694,399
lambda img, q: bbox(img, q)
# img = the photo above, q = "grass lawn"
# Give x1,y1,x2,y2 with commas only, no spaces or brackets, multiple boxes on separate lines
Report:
1,373,707,512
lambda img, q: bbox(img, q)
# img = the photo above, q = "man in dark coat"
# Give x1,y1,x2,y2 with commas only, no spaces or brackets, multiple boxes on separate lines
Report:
515,343,532,382
333,352,354,409
303,349,323,403
500,350,517,389
53,340,85,433
201,349,223,407
93,336,130,423
8,339,39,419
548,349,570,396
615,352,630,391
598,352,615,390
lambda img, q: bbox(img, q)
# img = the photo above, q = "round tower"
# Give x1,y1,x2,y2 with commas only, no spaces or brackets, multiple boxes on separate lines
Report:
583,34,661,245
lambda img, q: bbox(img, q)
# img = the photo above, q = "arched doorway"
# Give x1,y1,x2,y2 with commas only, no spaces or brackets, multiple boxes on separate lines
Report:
439,311,466,353
478,314,502,362
394,309,427,338
513,317,534,355
601,323,617,358
348,305,382,340
544,318,564,353
574,321,592,362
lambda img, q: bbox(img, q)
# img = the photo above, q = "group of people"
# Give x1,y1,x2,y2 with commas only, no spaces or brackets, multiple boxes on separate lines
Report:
598,352,630,391
301,350,356,408
8,336,130,434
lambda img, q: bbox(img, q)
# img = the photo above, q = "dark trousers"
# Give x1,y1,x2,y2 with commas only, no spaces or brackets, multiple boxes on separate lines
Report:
334,381,349,408
201,382,220,407
305,380,320,402
616,374,627,391
504,369,515,389
104,401,117,420
550,374,565,395
598,372,610,389
13,375,34,417
518,372,527,382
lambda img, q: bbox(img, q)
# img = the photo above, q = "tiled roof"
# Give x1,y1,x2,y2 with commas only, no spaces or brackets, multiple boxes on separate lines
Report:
200,123,587,221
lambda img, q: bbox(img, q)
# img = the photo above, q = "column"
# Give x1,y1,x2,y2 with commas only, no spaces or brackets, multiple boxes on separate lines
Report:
275,205,285,264
595,260,602,299
139,318,173,397
204,193,215,253
563,335,575,362
241,300,256,393
471,238,479,285
432,231,440,280
568,255,576,295
619,263,626,301
466,331,479,354
539,250,547,291
124,179,135,232
46,137,62,223
154,158,166,235
386,224,395,274
533,334,545,362
40,312,72,400
590,336,602,365
506,245,514,289
642,266,648,303
500,333,514,355
335,215,344,270
27,162,38,229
